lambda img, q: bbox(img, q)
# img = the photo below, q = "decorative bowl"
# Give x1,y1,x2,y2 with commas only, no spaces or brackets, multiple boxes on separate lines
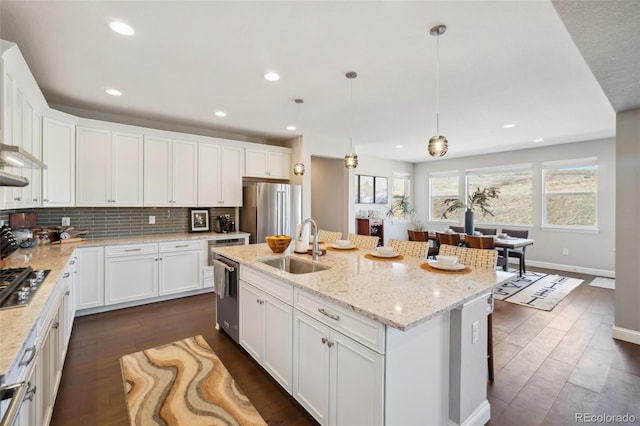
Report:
265,235,292,253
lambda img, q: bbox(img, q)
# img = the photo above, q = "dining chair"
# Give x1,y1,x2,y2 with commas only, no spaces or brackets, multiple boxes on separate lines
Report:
474,227,497,235
449,225,465,233
347,234,379,250
464,235,508,269
436,232,462,247
318,229,342,244
408,230,438,258
437,243,497,382
389,239,429,257
501,228,529,275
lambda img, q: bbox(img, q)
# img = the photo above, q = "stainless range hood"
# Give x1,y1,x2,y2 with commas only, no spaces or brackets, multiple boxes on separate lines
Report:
0,169,29,187
0,143,47,169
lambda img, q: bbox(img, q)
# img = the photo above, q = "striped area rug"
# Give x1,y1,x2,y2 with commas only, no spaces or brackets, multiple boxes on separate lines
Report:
120,335,266,426
494,272,583,311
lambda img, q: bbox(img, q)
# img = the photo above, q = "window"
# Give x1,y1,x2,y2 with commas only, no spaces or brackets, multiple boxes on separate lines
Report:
466,164,533,225
429,171,459,221
390,174,411,220
542,157,597,229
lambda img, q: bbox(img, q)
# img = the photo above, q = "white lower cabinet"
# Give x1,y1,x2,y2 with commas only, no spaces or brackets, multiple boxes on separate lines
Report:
158,241,205,295
76,246,105,309
293,310,384,426
239,279,293,393
105,244,159,305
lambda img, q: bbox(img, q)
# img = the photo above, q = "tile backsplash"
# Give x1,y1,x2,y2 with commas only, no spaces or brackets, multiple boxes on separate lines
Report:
0,207,236,239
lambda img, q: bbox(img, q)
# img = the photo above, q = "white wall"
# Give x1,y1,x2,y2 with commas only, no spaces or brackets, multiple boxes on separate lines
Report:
414,138,616,276
310,156,347,236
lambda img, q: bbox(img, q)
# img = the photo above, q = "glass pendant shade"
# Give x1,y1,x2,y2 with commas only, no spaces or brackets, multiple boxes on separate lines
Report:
293,162,305,176
428,135,448,157
344,152,358,169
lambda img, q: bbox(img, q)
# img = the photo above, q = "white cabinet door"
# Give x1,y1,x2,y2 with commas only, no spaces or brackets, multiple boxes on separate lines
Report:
197,142,222,206
293,310,331,425
42,117,75,207
76,126,110,206
239,280,263,362
112,131,144,206
244,148,268,178
171,139,198,206
221,145,243,206
267,150,290,179
76,246,105,309
143,136,172,206
159,250,202,295
330,332,384,426
30,112,42,206
105,253,158,305
263,291,293,392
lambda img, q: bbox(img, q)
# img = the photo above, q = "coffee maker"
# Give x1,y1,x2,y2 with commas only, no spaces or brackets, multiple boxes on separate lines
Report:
215,215,234,233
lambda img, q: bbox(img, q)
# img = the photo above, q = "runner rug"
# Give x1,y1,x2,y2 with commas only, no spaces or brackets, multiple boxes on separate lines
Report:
120,335,266,426
494,271,583,311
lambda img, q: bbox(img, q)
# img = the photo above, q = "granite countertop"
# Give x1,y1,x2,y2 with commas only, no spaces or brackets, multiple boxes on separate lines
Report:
213,244,515,331
0,231,248,381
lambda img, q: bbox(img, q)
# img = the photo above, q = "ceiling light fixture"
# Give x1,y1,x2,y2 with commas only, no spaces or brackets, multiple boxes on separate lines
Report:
395,145,404,149
503,123,517,128
344,72,358,169
533,138,544,143
105,88,122,96
264,72,280,81
215,111,227,117
428,24,448,158
109,20,135,36
293,98,306,176
286,125,297,131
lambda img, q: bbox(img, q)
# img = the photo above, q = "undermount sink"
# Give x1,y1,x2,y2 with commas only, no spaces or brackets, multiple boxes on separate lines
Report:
258,256,329,274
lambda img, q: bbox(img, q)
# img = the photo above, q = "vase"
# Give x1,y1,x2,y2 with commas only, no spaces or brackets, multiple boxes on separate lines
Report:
464,209,474,235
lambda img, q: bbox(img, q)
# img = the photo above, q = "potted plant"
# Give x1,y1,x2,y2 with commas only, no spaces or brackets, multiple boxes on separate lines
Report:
385,194,415,221
440,186,500,234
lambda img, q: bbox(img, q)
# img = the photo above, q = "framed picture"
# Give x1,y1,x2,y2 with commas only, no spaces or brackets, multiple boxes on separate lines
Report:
358,175,374,203
375,176,388,204
189,209,210,232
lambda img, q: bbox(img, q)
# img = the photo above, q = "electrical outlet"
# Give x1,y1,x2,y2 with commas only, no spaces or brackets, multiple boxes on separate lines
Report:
562,248,569,256
472,321,479,344
61,217,70,226
149,216,155,225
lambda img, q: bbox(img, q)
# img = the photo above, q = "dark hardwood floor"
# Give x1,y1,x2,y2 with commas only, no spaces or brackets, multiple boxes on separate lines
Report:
50,267,639,425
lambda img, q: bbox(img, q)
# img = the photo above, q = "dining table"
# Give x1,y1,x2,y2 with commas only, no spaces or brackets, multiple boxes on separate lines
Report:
427,231,534,275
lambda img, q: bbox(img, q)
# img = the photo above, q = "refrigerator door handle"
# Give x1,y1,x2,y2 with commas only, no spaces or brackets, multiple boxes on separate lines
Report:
276,190,282,235
281,190,287,236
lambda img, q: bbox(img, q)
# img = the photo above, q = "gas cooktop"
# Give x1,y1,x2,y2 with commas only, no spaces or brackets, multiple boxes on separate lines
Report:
0,267,51,310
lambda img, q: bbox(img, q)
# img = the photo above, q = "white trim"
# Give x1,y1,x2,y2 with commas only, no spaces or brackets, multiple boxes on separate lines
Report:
466,162,532,174
520,259,614,278
448,400,490,426
542,156,597,169
539,226,600,234
612,326,640,345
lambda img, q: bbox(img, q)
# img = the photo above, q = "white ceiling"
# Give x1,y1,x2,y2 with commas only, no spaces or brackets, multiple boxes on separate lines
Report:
0,1,621,163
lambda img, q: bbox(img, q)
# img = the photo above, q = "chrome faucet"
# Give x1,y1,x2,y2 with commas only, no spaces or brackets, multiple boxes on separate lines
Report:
298,218,321,261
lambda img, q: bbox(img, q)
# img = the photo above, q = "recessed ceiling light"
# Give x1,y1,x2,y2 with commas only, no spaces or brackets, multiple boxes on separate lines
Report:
502,123,517,128
286,125,296,131
105,88,122,96
109,20,135,36
395,145,404,149
264,72,280,81
533,138,544,143
214,111,227,117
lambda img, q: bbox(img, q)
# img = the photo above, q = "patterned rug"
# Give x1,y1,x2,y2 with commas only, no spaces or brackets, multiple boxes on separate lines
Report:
494,271,583,311
120,335,266,426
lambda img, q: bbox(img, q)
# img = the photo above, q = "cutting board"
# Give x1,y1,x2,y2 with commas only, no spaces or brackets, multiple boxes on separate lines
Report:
51,237,84,245
9,212,37,229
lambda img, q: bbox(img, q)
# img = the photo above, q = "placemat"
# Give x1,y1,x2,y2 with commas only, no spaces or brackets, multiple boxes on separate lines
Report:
420,263,471,274
326,246,359,252
364,253,404,261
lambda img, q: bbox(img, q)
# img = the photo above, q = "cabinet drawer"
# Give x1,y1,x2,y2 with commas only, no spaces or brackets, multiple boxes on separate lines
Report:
105,243,157,257
159,240,203,252
240,266,293,305
294,289,385,354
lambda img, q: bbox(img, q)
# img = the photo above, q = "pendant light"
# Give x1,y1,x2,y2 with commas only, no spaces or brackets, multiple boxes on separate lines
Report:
292,98,306,176
428,24,448,157
344,71,358,169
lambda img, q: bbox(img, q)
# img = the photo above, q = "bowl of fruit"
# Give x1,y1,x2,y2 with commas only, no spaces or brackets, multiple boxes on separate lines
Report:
265,235,292,253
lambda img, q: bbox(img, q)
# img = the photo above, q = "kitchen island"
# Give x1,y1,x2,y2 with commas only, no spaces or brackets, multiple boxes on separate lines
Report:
213,243,514,426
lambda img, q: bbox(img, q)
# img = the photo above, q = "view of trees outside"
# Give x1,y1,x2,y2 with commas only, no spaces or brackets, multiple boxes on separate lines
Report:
543,167,597,226
429,162,597,228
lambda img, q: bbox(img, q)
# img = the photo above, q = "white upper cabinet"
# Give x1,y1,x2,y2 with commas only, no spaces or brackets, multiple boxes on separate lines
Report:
198,141,243,207
245,146,291,180
143,136,197,207
42,116,75,207
76,126,143,206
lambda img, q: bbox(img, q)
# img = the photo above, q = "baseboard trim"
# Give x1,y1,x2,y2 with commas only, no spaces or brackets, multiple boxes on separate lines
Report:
448,400,490,426
514,259,615,278
612,326,640,345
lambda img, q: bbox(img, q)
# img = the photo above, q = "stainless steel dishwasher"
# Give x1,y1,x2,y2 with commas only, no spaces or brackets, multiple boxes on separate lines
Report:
212,254,240,344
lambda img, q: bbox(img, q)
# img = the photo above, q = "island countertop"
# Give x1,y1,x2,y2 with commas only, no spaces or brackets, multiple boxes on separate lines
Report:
213,244,515,331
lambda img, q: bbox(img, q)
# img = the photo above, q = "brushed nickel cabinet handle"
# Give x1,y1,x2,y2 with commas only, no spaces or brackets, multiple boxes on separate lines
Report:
124,248,141,252
318,308,339,321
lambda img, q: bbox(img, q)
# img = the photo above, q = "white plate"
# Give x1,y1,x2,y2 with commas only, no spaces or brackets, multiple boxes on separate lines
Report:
428,260,466,271
370,250,399,258
332,244,355,250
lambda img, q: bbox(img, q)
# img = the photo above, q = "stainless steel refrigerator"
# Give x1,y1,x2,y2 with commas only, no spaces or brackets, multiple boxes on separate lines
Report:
241,182,302,244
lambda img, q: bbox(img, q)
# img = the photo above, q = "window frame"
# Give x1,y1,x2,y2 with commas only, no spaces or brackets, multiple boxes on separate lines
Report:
390,173,411,221
429,170,460,223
